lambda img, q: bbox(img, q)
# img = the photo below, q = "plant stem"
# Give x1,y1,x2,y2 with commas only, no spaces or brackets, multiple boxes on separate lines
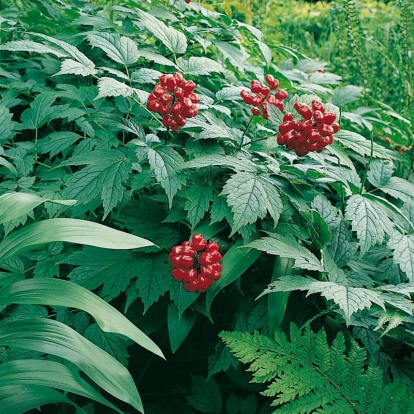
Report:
238,114,254,150
240,134,273,148
360,130,374,194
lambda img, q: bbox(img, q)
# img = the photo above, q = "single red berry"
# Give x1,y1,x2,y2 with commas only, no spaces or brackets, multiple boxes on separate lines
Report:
320,136,332,147
318,124,334,136
275,90,288,100
182,97,193,109
162,115,173,127
274,100,284,111
160,93,173,105
170,255,181,267
183,280,198,292
179,255,194,268
283,113,294,122
173,72,185,86
296,132,308,143
171,246,183,255
184,0,191,3
251,95,264,106
199,252,213,265
270,79,279,90
188,92,200,103
312,100,325,113
147,99,161,112
192,233,206,244
401,147,407,154
331,122,340,133
198,276,212,292
183,268,197,283
183,80,196,94
250,80,262,94
312,110,325,125
251,107,260,116
309,141,319,151
309,130,322,142
206,242,220,252
210,270,221,280
153,84,165,97
240,89,249,100
323,111,336,125
171,268,186,281
171,123,180,131
173,86,184,100
159,74,169,86
283,130,297,144
261,85,270,96
265,74,275,86
181,245,195,256
209,250,222,263
164,76,176,91
279,121,295,135
181,241,191,247
277,133,285,145
294,102,312,120
295,141,309,157
171,102,181,113
299,119,313,134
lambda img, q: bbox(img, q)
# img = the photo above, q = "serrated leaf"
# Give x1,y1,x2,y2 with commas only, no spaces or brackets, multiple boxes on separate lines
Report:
216,86,245,101
54,59,96,77
147,146,185,207
20,93,57,129
186,376,222,414
221,172,282,236
136,9,187,54
136,49,176,67
0,105,17,142
261,276,385,325
131,68,162,84
208,342,238,380
96,77,134,100
381,177,414,203
182,154,256,173
331,85,363,106
388,231,414,283
63,247,139,301
63,149,131,218
177,57,224,75
335,130,389,158
86,33,139,65
185,179,213,227
367,159,394,187
245,236,323,272
0,40,68,58
345,195,392,257
39,131,83,157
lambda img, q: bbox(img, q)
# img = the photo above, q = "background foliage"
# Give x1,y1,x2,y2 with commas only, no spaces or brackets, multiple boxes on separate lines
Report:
0,0,414,413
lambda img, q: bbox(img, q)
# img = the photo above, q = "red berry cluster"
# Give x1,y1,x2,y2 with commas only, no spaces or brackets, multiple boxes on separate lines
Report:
169,234,223,293
147,72,200,131
277,100,340,157
240,74,288,119
384,137,407,154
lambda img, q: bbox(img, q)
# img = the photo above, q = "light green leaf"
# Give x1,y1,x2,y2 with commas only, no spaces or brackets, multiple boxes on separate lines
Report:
367,159,394,188
182,154,256,173
86,33,139,65
345,194,392,257
131,68,162,84
0,359,122,413
260,276,385,325
147,146,185,207
0,218,154,264
20,93,57,129
221,172,282,236
245,235,324,272
335,130,389,158
0,384,86,414
381,177,414,203
177,57,224,75
388,231,414,283
216,86,245,101
54,59,95,77
0,318,143,412
0,105,17,142
0,279,163,359
0,40,68,58
378,283,414,298
331,85,363,106
0,192,76,225
96,77,134,100
30,32,97,75
136,9,187,54
137,49,177,67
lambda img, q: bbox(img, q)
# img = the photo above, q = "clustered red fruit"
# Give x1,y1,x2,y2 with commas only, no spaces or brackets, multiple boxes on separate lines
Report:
276,100,340,157
240,74,288,119
384,137,407,154
147,72,200,131
169,234,223,293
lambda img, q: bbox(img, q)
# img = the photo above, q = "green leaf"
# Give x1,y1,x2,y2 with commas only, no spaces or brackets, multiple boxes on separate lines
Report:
86,33,139,65
185,178,214,227
39,131,83,157
0,384,87,414
246,235,324,272
0,278,164,358
335,130,389,158
0,218,154,264
206,239,261,309
0,318,143,412
131,68,162,84
367,159,394,187
0,105,17,142
182,154,256,173
20,92,57,129
260,276,385,325
186,376,222,414
345,194,392,257
96,77,134,100
62,149,132,218
208,342,238,380
30,32,97,76
168,302,197,353
221,172,282,236
63,247,140,301
388,231,414,283
136,9,187,54
147,146,185,207
331,85,363,106
0,359,122,413
136,49,177,67
381,177,414,203
0,192,76,225
0,40,68,58
177,57,224,75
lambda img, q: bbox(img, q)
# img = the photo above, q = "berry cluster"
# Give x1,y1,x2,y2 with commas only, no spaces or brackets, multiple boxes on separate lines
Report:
147,72,200,131
384,137,407,154
277,100,340,157
240,74,288,119
169,234,223,293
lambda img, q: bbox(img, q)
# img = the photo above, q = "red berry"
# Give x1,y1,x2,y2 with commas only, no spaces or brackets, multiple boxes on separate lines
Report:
181,241,191,247
318,124,334,136
179,255,194,268
265,74,275,86
274,100,284,111
147,99,161,112
188,92,200,103
309,130,322,142
311,100,325,113
171,268,186,281
171,102,181,113
283,130,297,144
183,268,197,283
192,233,206,244
295,141,309,157
184,0,191,3
251,95,263,106
159,74,169,86
183,280,198,292
171,246,183,255
160,93,172,105
181,245,195,256
323,111,336,125
153,84,165,97
251,107,260,116
279,121,295,135
294,102,312,120
313,110,324,125
199,252,213,265
171,123,180,131
198,276,212,291
271,79,279,90
309,142,320,151
162,115,173,127
283,113,294,122
261,85,270,96
209,250,222,263
299,119,313,134
181,97,193,109
401,147,407,154
206,242,220,252
164,76,176,91
173,86,184,100
331,122,340,133
250,80,262,94
277,133,285,145
183,80,196,94
275,90,288,100
171,255,181,267
173,72,185,86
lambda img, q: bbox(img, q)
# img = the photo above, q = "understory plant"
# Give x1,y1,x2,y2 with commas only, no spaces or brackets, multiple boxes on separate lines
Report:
0,0,414,413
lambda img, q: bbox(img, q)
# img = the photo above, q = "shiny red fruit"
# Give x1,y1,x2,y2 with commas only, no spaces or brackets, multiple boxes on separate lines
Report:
312,110,324,124
179,255,194,268
275,90,288,100
206,242,220,252
283,113,294,122
323,111,336,125
171,268,186,281
265,74,275,86
183,280,198,292
183,268,197,283
251,107,261,116
312,100,325,113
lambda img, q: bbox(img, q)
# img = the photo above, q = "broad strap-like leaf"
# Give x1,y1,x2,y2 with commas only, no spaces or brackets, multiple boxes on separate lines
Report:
0,218,154,264
147,146,185,207
0,278,164,358
246,235,324,272
345,194,393,257
388,231,414,283
135,9,187,54
86,32,139,66
0,192,76,225
0,359,122,413
0,318,144,412
221,172,282,236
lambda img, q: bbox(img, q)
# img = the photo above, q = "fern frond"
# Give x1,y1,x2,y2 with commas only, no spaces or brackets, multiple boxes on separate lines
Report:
220,325,414,413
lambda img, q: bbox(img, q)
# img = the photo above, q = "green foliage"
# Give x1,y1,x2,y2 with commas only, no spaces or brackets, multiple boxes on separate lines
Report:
220,325,414,413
